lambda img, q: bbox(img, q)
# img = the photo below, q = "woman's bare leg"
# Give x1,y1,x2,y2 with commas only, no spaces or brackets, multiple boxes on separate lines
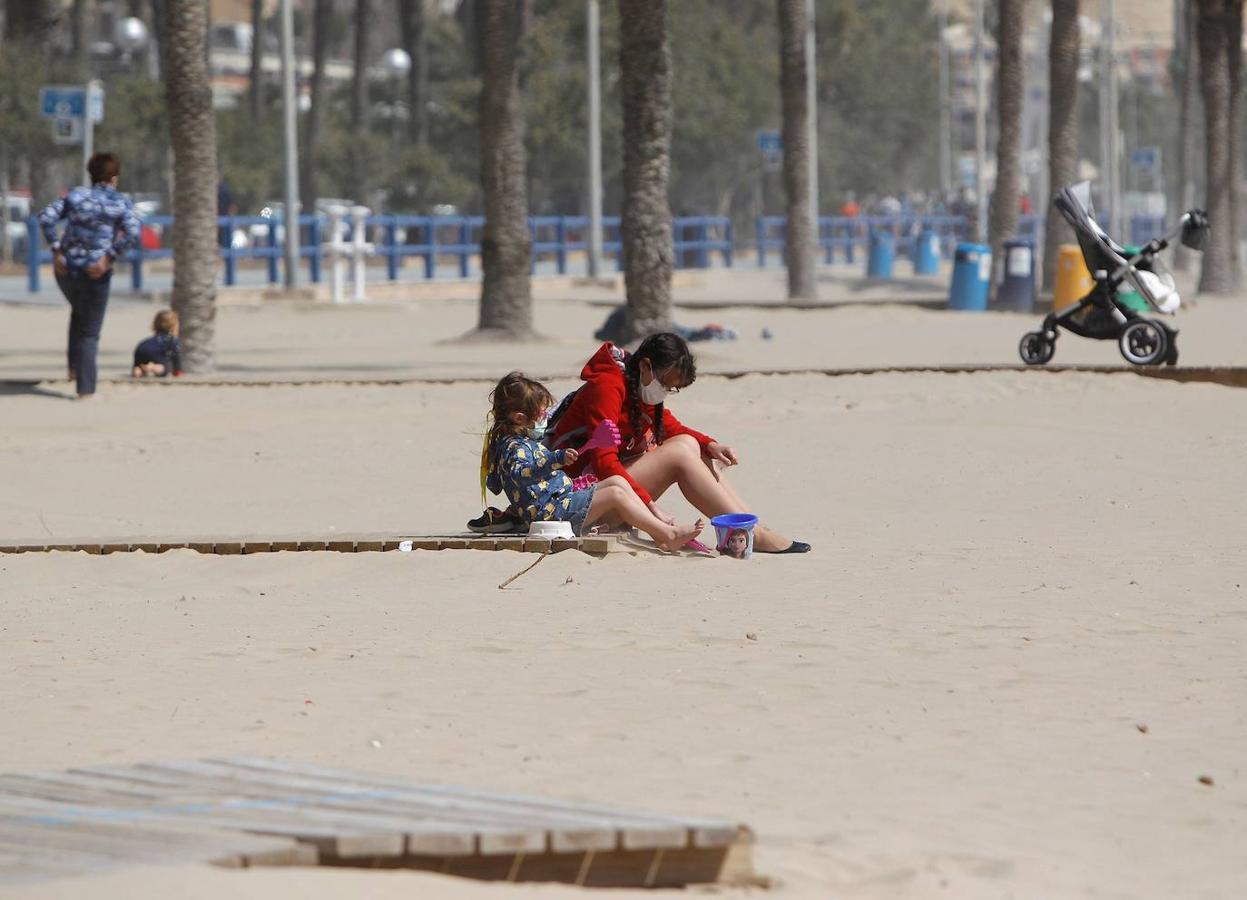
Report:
624,435,793,552
583,476,704,551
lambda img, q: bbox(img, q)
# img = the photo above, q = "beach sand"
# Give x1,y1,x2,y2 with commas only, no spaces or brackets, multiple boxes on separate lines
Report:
2,276,1246,898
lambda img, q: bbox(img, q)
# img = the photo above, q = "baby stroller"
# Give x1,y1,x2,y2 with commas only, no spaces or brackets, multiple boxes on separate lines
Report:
1018,182,1209,366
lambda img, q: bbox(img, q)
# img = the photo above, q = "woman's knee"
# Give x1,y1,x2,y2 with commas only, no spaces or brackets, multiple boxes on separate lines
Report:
664,434,700,455
595,477,628,499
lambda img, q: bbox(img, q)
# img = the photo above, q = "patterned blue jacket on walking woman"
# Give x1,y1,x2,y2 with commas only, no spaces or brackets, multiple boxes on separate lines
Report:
38,183,142,274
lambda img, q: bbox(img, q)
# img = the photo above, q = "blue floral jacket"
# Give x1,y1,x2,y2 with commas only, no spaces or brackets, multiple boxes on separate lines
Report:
38,184,142,275
486,435,575,523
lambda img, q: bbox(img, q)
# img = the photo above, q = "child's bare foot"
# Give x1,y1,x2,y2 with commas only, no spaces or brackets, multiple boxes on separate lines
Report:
657,518,705,553
132,366,144,378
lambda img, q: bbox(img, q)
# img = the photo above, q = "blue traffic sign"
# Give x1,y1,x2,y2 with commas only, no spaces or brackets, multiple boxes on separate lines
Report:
39,86,85,119
756,130,783,154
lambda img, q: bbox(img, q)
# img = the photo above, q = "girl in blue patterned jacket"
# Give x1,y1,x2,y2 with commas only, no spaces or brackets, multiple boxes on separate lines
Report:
481,372,704,550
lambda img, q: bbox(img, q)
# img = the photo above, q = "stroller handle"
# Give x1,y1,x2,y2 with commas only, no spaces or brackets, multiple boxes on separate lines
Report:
1102,213,1195,283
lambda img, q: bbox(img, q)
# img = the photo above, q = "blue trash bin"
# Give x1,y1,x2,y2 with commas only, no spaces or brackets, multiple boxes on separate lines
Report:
995,238,1036,312
867,229,894,279
948,242,991,311
913,229,940,275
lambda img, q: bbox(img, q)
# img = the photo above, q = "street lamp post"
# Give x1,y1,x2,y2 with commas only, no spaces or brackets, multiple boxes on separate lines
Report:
805,0,819,241
114,16,148,68
586,0,603,278
973,0,988,243
279,0,300,289
937,0,951,196
382,48,412,150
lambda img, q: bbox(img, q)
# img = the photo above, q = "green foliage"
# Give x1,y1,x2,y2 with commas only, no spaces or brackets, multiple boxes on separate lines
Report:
816,0,941,200
0,42,58,193
93,76,169,198
6,2,947,220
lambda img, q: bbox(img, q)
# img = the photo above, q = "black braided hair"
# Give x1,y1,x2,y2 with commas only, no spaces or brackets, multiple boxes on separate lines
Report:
623,333,697,448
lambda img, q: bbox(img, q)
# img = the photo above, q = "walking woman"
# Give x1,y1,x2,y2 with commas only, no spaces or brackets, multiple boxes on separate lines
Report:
38,152,141,398
548,333,811,554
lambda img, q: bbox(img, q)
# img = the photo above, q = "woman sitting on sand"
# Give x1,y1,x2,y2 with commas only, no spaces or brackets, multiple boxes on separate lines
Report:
482,372,705,551
546,332,810,555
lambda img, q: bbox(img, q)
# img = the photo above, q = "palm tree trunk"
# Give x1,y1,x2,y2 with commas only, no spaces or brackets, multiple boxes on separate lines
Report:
988,0,1025,285
777,0,816,300
1196,0,1235,294
351,0,370,130
619,0,674,340
302,0,331,209
473,0,534,339
3,0,55,42
1227,0,1242,281
1042,0,1078,291
163,0,219,371
397,0,428,145
151,0,167,78
248,0,263,121
1174,0,1200,272
70,0,86,71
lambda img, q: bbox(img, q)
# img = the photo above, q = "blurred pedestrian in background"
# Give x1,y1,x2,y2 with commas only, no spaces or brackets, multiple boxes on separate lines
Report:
38,152,141,399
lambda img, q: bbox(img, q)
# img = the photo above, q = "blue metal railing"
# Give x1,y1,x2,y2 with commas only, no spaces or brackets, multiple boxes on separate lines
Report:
756,214,967,268
26,213,733,292
24,209,1171,293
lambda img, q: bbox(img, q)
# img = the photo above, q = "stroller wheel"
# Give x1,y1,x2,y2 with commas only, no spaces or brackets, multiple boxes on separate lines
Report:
1019,330,1055,365
1118,318,1169,366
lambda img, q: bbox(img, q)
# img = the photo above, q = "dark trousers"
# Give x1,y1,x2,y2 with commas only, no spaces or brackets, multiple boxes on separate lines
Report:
56,270,111,396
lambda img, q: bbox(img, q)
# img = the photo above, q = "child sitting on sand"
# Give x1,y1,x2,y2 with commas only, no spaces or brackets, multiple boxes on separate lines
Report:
132,309,183,378
482,371,704,551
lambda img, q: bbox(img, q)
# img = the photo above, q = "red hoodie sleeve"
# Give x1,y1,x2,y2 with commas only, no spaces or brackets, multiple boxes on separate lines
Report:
573,377,657,506
660,407,715,449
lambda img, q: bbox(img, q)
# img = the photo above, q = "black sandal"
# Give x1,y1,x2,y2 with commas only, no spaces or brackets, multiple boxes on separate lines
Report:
757,540,811,554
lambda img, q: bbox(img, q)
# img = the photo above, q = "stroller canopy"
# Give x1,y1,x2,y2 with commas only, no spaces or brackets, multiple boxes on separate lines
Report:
1053,181,1179,314
1053,182,1130,276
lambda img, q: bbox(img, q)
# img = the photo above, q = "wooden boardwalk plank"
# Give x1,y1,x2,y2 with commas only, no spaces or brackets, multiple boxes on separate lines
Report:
129,760,652,853
217,757,741,848
0,759,752,887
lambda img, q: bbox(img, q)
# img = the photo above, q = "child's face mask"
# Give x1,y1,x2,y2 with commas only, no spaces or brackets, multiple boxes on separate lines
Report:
528,412,549,441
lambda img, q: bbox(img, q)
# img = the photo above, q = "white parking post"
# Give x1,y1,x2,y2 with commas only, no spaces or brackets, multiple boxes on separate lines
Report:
326,205,347,304
350,205,372,302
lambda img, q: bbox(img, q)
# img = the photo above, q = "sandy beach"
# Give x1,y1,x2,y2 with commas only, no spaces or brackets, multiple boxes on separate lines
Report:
2,270,1245,898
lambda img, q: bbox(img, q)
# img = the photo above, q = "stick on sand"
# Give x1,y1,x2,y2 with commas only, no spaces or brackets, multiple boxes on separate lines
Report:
498,549,551,590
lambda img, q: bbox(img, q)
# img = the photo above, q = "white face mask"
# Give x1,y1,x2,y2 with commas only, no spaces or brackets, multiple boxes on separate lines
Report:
527,413,549,441
639,363,671,405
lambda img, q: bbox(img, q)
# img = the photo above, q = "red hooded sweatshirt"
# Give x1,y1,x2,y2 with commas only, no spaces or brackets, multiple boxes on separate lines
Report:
547,342,715,505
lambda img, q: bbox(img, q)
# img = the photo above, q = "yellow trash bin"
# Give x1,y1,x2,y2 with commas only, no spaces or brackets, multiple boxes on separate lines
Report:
1053,244,1094,311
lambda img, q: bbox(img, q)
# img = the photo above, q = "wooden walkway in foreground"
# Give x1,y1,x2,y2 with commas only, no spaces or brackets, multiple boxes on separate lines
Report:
0,758,755,887
0,534,622,556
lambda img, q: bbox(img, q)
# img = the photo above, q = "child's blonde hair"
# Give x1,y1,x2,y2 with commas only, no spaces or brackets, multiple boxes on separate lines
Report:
480,372,555,500
153,309,179,335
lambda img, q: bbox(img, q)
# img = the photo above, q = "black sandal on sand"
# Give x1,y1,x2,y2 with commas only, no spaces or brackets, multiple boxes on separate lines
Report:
757,540,812,554
467,507,524,534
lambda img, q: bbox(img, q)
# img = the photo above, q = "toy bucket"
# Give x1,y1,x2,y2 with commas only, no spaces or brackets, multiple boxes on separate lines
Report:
711,513,758,560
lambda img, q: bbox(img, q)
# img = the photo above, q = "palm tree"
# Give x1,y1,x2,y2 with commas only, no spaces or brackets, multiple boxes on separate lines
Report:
1173,0,1199,272
3,0,57,42
618,0,675,340
162,0,218,371
397,0,429,145
248,0,263,121
1227,0,1242,279
472,0,534,339
1041,0,1078,291
777,0,816,300
988,0,1025,284
1195,0,1238,293
351,0,370,130
302,0,332,207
